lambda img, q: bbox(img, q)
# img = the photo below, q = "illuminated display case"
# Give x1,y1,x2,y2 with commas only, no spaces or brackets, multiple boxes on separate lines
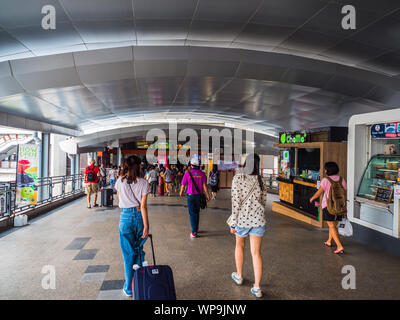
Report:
358,155,399,202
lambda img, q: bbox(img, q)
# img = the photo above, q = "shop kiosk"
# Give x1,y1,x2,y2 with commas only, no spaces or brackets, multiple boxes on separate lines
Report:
348,109,400,251
273,128,347,228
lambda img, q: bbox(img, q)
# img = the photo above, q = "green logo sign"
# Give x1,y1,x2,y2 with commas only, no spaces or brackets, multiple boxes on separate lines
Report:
279,132,307,144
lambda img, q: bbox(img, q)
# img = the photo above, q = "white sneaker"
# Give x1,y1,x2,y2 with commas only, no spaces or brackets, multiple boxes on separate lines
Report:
122,289,132,297
251,286,262,298
231,272,243,285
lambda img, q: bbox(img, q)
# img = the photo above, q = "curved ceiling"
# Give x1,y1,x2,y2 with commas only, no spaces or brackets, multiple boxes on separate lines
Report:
0,0,399,143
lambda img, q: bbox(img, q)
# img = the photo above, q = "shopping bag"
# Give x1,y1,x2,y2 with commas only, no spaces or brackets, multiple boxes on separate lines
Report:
338,218,353,237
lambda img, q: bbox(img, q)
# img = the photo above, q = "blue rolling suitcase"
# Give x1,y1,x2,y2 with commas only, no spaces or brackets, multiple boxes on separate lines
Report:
132,234,176,300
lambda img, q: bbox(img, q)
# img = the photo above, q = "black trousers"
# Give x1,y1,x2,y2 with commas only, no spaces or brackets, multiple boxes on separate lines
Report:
150,181,158,195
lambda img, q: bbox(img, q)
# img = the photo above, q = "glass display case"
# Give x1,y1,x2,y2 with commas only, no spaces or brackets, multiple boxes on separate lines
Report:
358,154,400,202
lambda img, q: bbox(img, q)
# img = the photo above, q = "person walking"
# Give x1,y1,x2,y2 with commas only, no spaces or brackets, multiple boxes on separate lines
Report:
114,155,150,297
209,164,219,200
164,165,173,196
148,166,159,197
310,162,347,254
180,157,210,239
99,163,107,189
158,168,165,196
85,159,100,208
108,165,117,190
229,154,267,298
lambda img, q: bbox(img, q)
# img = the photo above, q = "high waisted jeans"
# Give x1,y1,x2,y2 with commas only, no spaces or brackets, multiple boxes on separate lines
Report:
119,207,146,295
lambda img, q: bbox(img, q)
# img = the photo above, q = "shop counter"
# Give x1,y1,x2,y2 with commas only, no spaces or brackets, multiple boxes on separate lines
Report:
275,177,320,223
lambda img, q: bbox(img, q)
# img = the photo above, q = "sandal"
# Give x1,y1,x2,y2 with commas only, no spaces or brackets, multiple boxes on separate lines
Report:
334,248,344,254
324,241,332,247
93,204,99,207
87,205,91,209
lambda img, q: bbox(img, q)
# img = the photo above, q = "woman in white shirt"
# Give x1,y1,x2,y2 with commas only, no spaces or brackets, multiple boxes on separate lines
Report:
229,153,267,298
114,155,150,297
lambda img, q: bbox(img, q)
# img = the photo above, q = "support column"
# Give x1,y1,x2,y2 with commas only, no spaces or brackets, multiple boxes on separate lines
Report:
38,132,50,202
117,147,122,166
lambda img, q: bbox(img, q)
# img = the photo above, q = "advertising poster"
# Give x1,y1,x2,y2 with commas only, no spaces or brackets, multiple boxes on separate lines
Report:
15,144,39,208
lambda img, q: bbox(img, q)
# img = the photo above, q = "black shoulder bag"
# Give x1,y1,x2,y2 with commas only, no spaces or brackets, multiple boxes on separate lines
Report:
188,170,207,210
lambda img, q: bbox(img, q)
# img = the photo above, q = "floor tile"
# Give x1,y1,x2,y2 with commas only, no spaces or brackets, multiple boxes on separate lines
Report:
80,272,107,283
85,265,110,273
73,249,98,260
100,280,125,291
64,237,91,250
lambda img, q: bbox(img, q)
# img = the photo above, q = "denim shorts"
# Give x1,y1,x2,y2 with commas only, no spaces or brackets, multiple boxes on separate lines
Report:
235,225,266,237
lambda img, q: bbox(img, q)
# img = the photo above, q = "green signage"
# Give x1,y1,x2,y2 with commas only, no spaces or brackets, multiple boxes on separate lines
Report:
279,132,307,144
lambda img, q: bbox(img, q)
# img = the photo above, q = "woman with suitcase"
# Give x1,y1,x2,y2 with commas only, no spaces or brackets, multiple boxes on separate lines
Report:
114,155,150,297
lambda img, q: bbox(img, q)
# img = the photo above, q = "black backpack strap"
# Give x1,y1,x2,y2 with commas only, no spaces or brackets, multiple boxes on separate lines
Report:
188,170,202,194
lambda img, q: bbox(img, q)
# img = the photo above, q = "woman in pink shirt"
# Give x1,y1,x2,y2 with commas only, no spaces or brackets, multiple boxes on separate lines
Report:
310,162,346,254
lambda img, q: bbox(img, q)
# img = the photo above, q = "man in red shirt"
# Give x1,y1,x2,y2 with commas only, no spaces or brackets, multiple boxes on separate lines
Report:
85,159,100,208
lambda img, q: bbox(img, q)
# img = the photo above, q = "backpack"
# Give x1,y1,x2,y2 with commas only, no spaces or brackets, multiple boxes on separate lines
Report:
87,165,97,182
210,171,218,186
326,177,347,215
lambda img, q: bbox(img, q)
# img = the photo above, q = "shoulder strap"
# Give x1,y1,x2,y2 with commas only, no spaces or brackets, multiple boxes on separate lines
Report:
128,182,141,206
239,177,258,208
188,170,202,194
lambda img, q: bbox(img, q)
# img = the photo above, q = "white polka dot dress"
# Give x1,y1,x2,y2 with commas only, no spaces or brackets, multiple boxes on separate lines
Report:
230,173,267,228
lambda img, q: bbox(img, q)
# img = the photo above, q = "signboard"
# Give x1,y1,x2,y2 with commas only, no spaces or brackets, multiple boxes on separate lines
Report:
218,160,238,171
371,123,400,139
374,187,393,203
16,144,39,208
279,132,308,144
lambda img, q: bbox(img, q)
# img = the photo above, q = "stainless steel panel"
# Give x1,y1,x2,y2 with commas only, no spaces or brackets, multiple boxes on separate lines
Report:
194,0,262,22
7,22,84,54
61,0,133,21
74,20,136,43
0,0,69,28
133,0,197,20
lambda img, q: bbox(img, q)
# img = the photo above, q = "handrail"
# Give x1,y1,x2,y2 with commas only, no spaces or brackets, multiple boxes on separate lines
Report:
0,174,84,218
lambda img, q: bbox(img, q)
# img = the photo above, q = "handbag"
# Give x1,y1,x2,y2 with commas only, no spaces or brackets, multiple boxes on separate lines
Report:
188,170,207,210
227,177,258,227
338,218,353,237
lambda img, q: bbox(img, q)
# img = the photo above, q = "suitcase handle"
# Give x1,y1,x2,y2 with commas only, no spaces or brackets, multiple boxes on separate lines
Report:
140,234,156,266
148,234,156,266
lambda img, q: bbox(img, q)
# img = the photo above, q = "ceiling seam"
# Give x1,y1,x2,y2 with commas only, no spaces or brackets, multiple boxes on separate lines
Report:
131,0,138,45
310,7,400,61
0,26,37,58
229,0,266,46
70,51,122,126
271,1,334,51
57,0,88,51
183,0,201,46
7,59,85,121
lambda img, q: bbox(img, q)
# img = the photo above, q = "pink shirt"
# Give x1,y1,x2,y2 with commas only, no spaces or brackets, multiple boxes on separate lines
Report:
181,169,207,195
320,175,347,209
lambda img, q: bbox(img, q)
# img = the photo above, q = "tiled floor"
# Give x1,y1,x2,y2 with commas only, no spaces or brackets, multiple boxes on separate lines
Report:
0,190,400,300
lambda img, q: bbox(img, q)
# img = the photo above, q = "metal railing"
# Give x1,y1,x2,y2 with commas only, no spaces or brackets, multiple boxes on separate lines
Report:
0,174,84,218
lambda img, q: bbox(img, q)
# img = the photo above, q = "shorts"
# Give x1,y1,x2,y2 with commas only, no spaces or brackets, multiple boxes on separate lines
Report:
322,208,343,222
85,183,99,195
234,225,266,238
210,185,218,192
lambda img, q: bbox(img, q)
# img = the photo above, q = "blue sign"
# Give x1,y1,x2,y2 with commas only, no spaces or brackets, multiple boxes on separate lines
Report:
371,123,400,138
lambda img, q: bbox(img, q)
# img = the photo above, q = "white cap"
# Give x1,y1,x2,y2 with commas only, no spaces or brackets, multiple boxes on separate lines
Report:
190,157,200,166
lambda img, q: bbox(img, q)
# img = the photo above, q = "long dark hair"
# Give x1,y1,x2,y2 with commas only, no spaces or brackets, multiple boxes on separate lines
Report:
244,153,264,191
121,155,141,184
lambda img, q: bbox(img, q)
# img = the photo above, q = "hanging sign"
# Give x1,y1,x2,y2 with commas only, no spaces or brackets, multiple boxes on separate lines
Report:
279,132,308,144
15,144,39,208
371,123,400,139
